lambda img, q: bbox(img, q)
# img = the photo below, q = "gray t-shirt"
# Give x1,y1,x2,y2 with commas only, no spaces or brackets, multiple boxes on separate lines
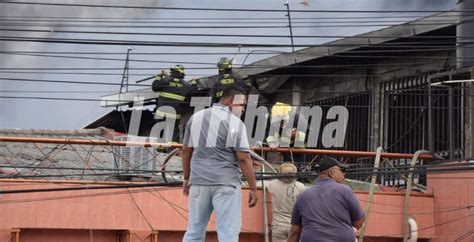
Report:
183,104,250,187
291,178,365,242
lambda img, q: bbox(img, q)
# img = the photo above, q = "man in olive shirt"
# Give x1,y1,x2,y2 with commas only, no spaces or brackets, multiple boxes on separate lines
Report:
288,157,365,242
267,163,306,242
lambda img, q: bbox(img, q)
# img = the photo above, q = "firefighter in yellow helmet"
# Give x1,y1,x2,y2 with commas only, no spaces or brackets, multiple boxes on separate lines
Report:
151,64,192,143
266,102,306,163
212,57,253,102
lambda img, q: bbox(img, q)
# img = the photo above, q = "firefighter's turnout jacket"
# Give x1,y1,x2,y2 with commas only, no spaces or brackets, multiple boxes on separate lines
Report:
152,74,192,120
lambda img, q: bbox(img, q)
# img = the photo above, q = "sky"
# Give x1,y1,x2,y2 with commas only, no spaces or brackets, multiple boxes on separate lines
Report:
0,0,455,130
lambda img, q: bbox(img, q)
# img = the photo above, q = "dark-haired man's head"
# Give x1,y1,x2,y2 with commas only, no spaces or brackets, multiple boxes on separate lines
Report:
220,86,247,117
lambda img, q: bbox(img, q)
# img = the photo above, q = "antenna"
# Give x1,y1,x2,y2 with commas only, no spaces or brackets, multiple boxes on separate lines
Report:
120,47,132,93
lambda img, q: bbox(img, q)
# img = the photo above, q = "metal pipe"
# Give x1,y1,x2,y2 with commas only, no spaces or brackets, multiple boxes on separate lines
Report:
358,147,383,242
261,164,269,242
407,217,419,242
0,136,433,159
428,77,434,153
402,150,430,242
449,86,455,159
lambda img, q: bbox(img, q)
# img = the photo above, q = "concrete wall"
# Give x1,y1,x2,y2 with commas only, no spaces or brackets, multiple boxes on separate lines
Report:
0,179,265,242
0,179,443,241
427,166,474,242
2,175,473,241
355,191,435,239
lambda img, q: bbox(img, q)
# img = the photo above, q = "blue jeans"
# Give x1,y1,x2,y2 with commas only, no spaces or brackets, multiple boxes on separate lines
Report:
183,184,242,242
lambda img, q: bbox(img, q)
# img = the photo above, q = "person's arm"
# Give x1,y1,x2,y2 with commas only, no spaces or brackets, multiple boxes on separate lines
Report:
345,188,366,229
352,217,365,229
236,151,258,207
151,76,168,92
287,224,302,242
181,145,193,196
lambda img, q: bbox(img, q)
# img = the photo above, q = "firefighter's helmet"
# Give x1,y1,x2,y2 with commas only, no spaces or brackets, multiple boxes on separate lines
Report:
271,102,292,122
217,57,233,71
170,64,185,77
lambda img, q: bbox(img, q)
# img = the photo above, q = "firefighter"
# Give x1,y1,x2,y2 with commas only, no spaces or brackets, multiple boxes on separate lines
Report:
151,64,192,143
212,57,253,102
266,102,306,164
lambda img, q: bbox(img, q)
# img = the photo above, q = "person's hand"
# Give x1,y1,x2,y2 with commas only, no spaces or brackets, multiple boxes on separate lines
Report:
183,180,190,196
287,128,297,139
269,142,279,150
248,190,258,207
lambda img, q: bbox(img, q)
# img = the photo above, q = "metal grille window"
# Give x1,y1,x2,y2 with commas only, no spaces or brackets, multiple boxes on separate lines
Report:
307,91,372,152
381,75,464,159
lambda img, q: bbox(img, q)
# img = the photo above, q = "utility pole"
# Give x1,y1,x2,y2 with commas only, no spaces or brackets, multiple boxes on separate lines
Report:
285,1,297,63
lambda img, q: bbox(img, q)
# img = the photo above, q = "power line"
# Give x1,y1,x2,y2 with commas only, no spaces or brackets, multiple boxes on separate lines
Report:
1,163,474,194
0,57,465,70
1,88,469,95
0,77,148,87
0,15,462,21
0,32,469,41
0,36,462,48
0,15,454,19
0,47,464,56
0,2,464,13
380,213,474,238
2,163,474,180
0,186,181,204
0,19,460,25
0,181,181,195
0,22,458,28
127,188,156,231
0,52,220,65
1,27,467,39
0,36,299,47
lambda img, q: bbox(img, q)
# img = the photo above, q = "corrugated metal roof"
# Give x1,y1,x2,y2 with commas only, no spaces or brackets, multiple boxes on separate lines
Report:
237,11,457,78
0,128,117,181
84,109,156,136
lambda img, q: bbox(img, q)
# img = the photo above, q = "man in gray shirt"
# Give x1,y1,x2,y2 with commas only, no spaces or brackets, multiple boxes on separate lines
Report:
181,86,258,242
288,157,365,242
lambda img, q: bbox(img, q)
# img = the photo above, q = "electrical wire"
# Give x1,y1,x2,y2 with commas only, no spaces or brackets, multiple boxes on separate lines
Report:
0,35,464,48
0,15,463,21
0,21,459,28
0,186,181,204
3,52,471,69
127,188,156,231
1,165,474,193
0,77,148,87
379,213,474,238
0,19,462,24
1,161,472,174
3,95,474,110
0,2,466,13
0,48,468,56
2,27,471,39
